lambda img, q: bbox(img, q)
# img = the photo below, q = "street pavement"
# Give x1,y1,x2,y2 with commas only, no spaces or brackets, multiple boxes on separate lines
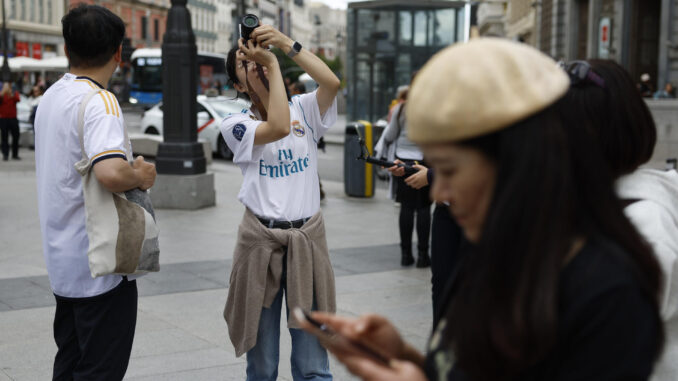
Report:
0,116,434,380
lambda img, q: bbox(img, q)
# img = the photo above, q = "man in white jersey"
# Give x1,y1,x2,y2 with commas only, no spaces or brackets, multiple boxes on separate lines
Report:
34,5,156,380
220,24,340,381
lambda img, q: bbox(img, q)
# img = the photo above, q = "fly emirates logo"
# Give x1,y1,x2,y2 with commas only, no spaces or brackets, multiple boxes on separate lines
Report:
259,149,310,179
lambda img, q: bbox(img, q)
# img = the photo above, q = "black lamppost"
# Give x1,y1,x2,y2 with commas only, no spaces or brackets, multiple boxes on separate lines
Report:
1,0,11,82
156,0,205,175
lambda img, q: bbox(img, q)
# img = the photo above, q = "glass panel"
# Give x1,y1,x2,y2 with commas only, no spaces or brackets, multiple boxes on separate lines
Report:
395,53,411,87
354,59,371,121
356,9,375,48
413,11,427,46
457,7,466,42
433,8,456,46
399,11,412,45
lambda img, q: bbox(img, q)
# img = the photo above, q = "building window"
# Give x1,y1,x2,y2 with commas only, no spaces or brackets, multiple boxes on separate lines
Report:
47,0,51,24
20,0,25,20
154,19,159,41
38,0,43,23
10,0,15,19
141,16,148,40
30,0,34,21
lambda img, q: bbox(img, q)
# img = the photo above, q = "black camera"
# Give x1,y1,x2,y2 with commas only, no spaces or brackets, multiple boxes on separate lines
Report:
240,14,259,42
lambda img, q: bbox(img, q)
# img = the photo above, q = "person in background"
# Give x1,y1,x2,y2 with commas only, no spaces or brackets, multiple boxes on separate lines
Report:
301,38,664,381
378,74,431,268
387,85,408,123
0,82,22,161
28,85,44,127
639,73,654,97
35,4,156,380
654,82,675,99
561,59,678,381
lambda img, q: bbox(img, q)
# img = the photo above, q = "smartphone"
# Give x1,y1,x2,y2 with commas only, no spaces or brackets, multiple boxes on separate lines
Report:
293,308,391,366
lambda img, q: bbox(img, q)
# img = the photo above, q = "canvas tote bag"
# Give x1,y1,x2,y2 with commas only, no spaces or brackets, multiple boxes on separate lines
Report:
74,87,160,278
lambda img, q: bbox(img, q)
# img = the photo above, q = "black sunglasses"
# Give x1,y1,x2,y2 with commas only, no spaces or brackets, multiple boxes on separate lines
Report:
558,60,606,88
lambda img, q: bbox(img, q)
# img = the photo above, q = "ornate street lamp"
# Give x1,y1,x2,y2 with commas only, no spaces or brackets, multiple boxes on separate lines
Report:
156,0,205,175
151,0,215,209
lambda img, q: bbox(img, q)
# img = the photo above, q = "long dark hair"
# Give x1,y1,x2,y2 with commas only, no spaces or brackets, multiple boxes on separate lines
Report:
444,97,664,380
562,59,656,178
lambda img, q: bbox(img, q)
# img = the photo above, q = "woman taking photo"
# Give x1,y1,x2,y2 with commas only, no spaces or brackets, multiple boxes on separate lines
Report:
299,39,664,380
220,24,340,381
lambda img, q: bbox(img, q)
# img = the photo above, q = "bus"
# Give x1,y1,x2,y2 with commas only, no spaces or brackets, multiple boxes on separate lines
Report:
129,48,228,107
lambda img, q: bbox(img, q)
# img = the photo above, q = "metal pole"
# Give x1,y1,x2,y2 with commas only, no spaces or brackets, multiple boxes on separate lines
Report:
1,0,11,82
155,0,206,175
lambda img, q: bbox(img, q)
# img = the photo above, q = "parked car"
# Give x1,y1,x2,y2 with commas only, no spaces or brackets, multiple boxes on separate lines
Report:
141,94,250,159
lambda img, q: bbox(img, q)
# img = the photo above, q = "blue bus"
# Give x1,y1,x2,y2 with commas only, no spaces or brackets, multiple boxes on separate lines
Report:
129,48,228,107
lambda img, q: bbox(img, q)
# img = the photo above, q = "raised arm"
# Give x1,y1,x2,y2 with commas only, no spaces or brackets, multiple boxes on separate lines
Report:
251,25,340,116
237,38,291,145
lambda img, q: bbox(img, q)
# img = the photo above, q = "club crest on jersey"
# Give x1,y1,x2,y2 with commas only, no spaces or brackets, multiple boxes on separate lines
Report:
233,123,246,141
292,121,305,137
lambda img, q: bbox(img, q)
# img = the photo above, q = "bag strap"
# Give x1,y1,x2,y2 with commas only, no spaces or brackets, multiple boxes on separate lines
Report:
77,87,104,162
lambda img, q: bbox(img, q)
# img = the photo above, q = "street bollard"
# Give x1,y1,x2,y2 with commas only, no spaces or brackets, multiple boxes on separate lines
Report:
344,121,375,197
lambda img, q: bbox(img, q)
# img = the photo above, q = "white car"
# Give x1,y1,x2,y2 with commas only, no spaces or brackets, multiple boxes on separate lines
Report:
141,95,250,159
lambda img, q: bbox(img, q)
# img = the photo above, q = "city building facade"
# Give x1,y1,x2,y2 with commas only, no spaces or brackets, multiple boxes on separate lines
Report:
308,1,347,60
1,0,68,59
68,0,170,50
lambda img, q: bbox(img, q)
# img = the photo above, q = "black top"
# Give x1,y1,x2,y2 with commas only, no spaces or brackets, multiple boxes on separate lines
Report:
425,236,661,381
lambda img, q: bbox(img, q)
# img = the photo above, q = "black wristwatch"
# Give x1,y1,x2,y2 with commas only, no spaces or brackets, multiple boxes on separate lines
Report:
287,41,302,58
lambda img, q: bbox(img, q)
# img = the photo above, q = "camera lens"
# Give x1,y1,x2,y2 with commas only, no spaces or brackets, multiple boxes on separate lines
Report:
243,15,258,28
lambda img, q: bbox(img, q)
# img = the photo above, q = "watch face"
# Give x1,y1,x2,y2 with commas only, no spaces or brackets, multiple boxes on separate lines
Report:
293,42,302,52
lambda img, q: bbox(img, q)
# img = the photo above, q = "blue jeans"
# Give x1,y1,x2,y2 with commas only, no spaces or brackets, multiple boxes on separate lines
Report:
246,258,332,381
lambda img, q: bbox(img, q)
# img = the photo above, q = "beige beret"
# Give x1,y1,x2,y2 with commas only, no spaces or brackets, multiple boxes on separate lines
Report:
407,38,570,143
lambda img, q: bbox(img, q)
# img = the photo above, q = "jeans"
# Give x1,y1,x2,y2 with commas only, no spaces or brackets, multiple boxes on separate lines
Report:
246,255,332,381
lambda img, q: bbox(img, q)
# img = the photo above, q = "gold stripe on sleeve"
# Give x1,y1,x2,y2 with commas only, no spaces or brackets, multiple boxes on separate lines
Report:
106,91,120,117
98,92,111,115
91,149,126,160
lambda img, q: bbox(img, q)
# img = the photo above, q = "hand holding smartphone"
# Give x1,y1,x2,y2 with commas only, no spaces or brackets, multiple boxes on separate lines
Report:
293,307,391,367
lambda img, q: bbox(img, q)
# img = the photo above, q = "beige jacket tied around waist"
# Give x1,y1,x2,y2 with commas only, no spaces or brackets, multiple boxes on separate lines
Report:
224,208,336,357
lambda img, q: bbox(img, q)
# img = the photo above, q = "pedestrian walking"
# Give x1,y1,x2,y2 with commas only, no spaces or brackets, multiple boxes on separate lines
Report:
221,22,340,381
299,38,664,381
0,82,21,160
377,76,431,268
561,59,678,381
34,5,156,380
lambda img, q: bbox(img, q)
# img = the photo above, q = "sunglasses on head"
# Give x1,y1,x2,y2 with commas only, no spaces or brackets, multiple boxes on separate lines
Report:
558,60,606,88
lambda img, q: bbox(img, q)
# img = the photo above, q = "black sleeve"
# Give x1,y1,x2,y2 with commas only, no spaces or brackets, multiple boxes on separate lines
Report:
553,285,660,381
427,168,434,185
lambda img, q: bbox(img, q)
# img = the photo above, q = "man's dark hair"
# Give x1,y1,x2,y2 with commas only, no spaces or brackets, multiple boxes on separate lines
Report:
62,4,125,68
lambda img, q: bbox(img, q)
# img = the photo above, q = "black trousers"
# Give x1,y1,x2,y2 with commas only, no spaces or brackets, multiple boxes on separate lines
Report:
53,278,138,381
0,117,19,159
430,204,463,320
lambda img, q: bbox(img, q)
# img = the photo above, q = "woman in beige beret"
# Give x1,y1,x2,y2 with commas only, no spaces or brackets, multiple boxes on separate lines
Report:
298,39,664,381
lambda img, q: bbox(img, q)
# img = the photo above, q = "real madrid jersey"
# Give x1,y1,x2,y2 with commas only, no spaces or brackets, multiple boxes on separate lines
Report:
220,90,337,221
35,73,129,298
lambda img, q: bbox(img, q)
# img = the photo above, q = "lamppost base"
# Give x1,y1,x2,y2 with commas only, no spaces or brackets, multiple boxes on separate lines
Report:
156,142,207,175
149,172,216,210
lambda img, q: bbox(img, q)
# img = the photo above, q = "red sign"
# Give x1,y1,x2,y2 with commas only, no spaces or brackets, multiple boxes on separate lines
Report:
601,25,609,43
15,42,28,57
32,43,42,59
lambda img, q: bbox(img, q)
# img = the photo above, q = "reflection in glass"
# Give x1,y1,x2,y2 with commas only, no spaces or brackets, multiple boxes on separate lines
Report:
414,11,427,46
434,9,456,46
400,11,412,45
